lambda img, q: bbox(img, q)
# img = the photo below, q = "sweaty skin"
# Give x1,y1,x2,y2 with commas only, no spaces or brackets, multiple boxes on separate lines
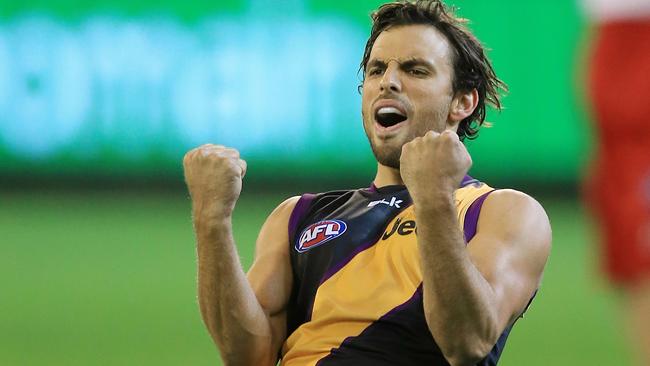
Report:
184,24,551,366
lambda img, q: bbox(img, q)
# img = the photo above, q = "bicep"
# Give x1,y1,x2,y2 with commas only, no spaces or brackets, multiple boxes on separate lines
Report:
246,196,299,353
467,190,552,329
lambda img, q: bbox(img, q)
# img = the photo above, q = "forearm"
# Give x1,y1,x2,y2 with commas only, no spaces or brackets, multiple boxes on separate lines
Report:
415,196,498,365
195,215,275,366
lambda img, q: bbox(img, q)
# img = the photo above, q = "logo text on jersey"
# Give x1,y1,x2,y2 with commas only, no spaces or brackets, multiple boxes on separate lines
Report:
382,217,417,240
296,220,348,253
368,196,403,209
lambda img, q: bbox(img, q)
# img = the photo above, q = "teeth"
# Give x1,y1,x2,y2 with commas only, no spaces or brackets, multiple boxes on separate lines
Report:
377,107,405,116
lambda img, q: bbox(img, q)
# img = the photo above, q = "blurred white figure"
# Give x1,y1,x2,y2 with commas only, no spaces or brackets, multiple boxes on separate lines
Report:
581,0,650,365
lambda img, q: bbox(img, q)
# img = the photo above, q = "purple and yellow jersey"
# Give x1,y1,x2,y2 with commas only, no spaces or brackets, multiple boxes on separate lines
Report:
281,176,516,366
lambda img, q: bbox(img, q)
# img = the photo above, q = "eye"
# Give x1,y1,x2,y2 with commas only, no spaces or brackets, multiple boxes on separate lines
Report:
367,67,384,77
408,68,428,76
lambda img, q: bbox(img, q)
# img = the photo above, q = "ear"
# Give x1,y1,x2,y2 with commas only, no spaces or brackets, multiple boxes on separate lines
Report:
447,88,479,128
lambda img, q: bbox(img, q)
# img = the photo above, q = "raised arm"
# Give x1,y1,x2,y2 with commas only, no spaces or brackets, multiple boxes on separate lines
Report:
400,131,552,366
183,144,297,366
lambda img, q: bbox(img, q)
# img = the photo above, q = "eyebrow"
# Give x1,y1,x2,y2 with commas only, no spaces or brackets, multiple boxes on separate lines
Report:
400,57,436,72
366,57,437,72
366,58,387,69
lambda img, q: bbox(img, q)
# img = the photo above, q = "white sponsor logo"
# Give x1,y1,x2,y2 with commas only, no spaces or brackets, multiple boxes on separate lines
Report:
368,196,403,209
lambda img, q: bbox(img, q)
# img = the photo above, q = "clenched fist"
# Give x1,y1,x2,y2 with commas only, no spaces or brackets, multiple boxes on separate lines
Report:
183,144,247,219
399,130,472,204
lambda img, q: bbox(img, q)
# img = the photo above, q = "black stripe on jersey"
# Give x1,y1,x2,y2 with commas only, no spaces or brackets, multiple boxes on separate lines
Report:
316,284,514,366
287,186,412,337
315,285,448,366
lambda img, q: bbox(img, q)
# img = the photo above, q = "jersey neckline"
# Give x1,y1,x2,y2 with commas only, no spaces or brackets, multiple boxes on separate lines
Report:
367,175,477,194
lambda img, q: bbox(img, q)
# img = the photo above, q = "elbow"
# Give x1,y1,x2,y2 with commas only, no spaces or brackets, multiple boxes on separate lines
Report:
218,339,278,366
204,323,277,366
429,315,500,366
221,353,275,366
442,342,494,366
439,332,499,366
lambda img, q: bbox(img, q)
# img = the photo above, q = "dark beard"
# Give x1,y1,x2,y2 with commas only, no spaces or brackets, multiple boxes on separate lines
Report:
369,140,401,169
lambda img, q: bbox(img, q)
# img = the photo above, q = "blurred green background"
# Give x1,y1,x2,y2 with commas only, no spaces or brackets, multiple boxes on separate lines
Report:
0,0,591,186
1,0,630,365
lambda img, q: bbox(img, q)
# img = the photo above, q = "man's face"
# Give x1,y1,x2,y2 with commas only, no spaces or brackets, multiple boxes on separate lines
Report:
361,24,457,169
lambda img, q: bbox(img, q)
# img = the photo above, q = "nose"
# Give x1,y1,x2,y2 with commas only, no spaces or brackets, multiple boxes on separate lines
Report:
379,63,402,93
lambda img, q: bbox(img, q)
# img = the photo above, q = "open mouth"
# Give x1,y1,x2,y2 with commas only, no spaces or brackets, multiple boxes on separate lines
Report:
375,107,407,128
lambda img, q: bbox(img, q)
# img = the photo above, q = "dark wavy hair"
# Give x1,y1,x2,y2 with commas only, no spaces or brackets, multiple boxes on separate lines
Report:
360,0,507,141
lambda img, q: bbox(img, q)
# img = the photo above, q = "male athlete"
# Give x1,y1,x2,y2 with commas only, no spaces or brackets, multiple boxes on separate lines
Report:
183,1,551,365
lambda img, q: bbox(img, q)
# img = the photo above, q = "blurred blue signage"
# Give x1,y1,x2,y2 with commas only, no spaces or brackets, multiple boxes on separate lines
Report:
0,14,367,167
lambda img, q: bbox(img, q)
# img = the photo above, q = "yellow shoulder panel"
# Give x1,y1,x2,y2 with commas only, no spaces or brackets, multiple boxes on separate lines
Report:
454,182,494,236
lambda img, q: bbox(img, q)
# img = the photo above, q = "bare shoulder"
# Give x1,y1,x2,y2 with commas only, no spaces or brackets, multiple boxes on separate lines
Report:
484,189,547,215
248,195,301,315
254,195,302,255
278,195,302,210
480,189,551,246
269,196,302,220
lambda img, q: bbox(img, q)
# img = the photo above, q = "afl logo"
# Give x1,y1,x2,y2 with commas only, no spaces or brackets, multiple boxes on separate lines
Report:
296,220,347,253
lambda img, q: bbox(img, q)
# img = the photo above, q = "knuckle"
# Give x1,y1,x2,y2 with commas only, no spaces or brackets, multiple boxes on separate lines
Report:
425,130,438,138
184,149,200,164
199,146,211,156
199,143,216,150
225,149,241,159
446,131,459,141
440,133,456,145
227,160,243,174
182,151,192,165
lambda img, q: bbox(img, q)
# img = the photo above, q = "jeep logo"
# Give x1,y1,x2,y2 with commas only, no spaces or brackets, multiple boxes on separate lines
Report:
382,217,417,240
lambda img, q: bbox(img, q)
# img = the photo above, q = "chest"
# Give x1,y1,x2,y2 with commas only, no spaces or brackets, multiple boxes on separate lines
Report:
291,190,415,282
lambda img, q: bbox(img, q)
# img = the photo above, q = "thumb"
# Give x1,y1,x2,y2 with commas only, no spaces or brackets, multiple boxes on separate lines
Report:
237,159,247,178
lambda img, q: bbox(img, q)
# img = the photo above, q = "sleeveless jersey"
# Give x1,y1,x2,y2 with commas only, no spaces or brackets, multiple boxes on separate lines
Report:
281,176,516,366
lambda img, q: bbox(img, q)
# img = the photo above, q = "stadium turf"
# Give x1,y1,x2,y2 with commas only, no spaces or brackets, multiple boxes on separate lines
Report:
0,190,633,365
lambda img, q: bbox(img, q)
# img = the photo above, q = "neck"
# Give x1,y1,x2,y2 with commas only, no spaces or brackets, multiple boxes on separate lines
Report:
373,163,404,188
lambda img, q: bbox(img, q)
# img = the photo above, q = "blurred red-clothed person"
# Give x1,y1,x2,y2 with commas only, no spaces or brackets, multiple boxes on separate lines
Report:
582,0,650,364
